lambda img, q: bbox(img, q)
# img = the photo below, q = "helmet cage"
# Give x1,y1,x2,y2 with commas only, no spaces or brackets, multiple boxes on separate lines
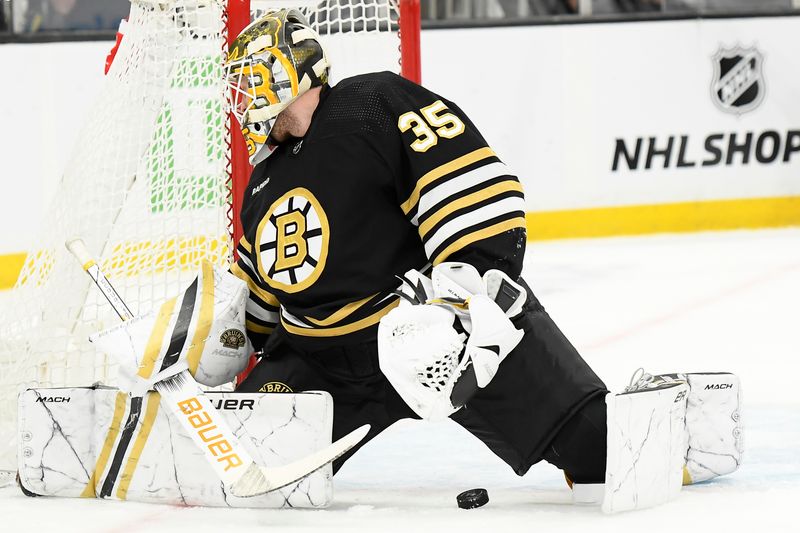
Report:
225,9,328,164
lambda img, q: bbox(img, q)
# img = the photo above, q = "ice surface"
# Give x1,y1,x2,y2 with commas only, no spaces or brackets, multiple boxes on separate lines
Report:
2,228,799,532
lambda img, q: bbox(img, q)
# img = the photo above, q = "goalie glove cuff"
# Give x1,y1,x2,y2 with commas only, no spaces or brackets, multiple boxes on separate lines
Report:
462,294,525,388
431,263,527,322
395,262,528,335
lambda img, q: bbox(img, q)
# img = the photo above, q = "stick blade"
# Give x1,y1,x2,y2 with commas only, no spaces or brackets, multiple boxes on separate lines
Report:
229,424,370,497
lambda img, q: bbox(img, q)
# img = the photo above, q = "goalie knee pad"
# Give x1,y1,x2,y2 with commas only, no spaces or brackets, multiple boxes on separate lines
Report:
90,262,252,396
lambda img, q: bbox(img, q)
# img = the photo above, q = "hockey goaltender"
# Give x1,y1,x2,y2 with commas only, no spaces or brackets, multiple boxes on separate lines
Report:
16,9,743,512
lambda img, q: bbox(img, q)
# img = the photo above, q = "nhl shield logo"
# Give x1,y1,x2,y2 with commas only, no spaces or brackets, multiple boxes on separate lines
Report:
711,45,765,115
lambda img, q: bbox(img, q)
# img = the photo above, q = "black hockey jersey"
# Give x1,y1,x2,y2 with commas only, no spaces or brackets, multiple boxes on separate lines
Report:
231,72,527,350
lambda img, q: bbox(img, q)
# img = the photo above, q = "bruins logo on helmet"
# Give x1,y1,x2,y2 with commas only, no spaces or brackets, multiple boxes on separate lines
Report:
256,187,329,293
219,328,246,350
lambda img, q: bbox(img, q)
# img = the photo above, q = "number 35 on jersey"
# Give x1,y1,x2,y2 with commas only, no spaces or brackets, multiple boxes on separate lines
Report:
398,100,466,152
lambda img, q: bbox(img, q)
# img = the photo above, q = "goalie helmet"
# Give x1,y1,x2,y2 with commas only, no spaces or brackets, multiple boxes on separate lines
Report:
225,9,329,165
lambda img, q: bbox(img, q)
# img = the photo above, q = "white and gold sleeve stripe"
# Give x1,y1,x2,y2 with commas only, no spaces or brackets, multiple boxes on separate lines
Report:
419,179,524,239
246,297,279,324
432,217,527,265
246,319,275,335
281,308,315,328
236,251,260,283
422,195,527,259
304,293,375,327
280,297,400,338
235,236,264,284
245,291,279,334
400,147,497,215
230,259,279,337
238,236,253,254
412,161,511,225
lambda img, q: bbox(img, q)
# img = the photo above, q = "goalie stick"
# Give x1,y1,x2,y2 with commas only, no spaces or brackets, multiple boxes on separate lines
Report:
65,238,369,498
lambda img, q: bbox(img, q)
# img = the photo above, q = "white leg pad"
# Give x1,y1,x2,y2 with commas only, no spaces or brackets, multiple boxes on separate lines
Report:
683,372,743,484
602,383,688,514
17,388,333,508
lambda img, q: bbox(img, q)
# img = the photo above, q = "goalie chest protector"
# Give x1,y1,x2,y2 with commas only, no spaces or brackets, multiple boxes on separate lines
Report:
236,72,525,348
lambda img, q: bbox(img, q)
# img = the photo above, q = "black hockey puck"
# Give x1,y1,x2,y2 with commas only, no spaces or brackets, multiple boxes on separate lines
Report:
456,488,489,509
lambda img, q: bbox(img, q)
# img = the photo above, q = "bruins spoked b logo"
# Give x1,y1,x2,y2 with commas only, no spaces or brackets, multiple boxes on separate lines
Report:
256,187,329,292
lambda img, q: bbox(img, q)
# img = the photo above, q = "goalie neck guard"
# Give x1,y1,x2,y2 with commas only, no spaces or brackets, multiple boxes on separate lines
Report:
225,9,329,165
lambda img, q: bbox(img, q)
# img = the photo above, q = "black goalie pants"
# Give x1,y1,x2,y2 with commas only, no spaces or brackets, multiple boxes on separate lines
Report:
237,293,609,484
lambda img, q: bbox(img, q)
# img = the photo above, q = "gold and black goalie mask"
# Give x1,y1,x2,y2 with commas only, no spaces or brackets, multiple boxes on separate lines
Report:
225,9,329,165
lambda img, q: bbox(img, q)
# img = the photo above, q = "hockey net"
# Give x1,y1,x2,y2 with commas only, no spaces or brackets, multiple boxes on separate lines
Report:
0,0,418,474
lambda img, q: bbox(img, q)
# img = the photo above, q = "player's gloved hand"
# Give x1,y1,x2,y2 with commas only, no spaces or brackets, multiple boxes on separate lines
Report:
378,262,526,420
90,262,253,397
429,262,527,331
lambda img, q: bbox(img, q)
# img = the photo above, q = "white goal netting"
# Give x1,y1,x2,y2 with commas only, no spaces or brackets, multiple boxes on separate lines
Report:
0,0,404,472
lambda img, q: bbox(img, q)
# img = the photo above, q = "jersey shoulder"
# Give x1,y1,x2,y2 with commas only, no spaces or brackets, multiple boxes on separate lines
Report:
333,71,434,99
313,72,442,139
337,71,445,112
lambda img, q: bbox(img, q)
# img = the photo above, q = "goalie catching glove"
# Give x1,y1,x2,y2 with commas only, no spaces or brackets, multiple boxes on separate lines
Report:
90,262,252,397
378,262,526,420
